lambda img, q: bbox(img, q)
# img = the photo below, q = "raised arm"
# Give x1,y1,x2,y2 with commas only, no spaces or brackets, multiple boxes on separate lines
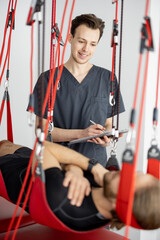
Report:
42,141,108,186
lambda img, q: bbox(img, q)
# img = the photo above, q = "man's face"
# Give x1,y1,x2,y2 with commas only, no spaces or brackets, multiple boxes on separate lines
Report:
68,24,100,64
103,171,156,204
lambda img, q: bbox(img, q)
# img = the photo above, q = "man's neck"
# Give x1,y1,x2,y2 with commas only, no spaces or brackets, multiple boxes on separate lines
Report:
64,60,93,83
92,187,114,220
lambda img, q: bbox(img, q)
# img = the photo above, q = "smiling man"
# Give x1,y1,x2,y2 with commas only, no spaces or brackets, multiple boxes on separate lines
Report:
30,14,125,167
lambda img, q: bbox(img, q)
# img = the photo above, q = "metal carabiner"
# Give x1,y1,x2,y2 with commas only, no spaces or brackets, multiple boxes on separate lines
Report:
109,93,115,106
28,111,34,127
48,120,54,133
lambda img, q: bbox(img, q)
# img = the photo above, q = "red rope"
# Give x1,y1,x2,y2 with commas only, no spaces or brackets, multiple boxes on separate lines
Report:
5,1,75,238
145,0,150,17
5,140,37,240
48,0,56,122
11,161,37,240
44,0,75,129
0,99,5,125
115,1,118,24
155,33,160,109
42,0,69,116
0,0,12,68
124,0,151,236
132,54,143,111
125,51,150,237
30,21,34,94
0,0,18,86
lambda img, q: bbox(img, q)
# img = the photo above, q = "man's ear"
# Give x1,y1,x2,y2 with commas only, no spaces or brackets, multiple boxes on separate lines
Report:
68,33,73,44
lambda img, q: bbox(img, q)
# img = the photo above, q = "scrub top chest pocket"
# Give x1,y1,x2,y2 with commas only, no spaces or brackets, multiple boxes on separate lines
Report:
90,97,110,126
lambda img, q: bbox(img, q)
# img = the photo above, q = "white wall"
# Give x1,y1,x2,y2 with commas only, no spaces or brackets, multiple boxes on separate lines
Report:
0,1,160,239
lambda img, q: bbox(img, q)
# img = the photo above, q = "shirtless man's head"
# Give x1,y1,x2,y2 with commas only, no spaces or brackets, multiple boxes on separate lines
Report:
103,171,160,230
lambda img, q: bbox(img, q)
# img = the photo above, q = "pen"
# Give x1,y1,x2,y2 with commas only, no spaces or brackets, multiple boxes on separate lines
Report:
90,120,105,133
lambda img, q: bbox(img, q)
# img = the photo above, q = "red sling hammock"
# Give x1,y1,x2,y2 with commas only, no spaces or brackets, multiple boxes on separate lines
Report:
147,32,160,179
116,0,160,238
0,0,17,142
1,0,158,239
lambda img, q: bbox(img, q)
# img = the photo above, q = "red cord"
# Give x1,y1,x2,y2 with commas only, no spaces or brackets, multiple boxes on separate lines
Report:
155,33,160,108
0,0,18,86
45,0,75,128
30,21,34,94
115,1,118,24
5,140,37,240
0,0,12,68
42,0,69,116
6,1,75,238
125,52,150,237
132,54,143,110
145,0,150,17
123,0,151,236
11,161,37,240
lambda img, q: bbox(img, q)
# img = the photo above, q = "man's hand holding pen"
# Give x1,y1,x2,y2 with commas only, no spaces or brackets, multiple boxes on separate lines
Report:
84,120,111,147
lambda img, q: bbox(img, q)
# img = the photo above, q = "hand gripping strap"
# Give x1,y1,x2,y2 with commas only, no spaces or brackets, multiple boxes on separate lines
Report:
147,145,160,179
0,170,10,201
116,149,142,229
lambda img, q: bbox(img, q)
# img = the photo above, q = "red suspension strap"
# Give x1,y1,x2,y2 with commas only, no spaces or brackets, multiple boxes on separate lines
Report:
5,1,76,238
0,0,17,86
147,31,160,179
47,0,65,141
116,0,154,236
0,0,17,142
5,140,38,240
5,1,44,238
27,20,35,126
0,0,12,68
106,0,124,171
48,0,56,131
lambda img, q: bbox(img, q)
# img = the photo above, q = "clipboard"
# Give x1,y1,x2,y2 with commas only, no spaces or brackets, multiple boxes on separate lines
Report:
68,129,128,145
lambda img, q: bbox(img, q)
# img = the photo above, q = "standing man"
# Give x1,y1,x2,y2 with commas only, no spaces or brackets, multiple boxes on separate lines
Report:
31,14,125,167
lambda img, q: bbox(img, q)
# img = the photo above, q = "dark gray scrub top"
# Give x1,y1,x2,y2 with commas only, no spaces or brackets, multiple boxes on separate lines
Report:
31,65,125,167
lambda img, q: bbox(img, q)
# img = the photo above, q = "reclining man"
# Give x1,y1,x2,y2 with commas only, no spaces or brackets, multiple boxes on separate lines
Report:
0,140,160,231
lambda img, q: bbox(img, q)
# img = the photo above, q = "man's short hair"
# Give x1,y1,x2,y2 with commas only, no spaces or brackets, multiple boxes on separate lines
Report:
71,14,105,40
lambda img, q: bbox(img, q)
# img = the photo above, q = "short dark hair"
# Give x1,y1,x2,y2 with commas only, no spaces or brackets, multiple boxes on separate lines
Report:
70,14,105,40
133,183,160,230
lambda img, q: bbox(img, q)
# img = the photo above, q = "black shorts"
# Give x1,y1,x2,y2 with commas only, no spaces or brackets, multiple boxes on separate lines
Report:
0,147,32,210
0,147,110,231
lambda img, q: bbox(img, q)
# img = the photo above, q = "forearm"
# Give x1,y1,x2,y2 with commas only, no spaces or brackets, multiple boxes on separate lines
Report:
63,164,84,176
51,127,83,142
43,141,108,186
44,141,89,170
104,117,112,131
